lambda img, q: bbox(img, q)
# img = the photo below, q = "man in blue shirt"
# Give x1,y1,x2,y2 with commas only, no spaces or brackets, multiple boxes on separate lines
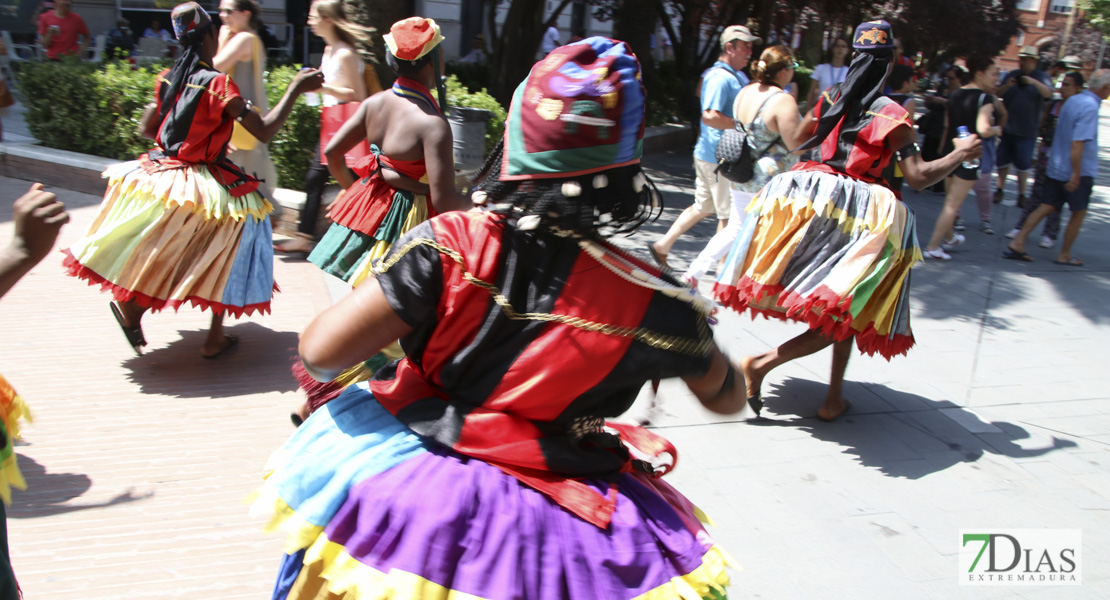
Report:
649,25,759,267
1005,69,1110,266
995,46,1054,207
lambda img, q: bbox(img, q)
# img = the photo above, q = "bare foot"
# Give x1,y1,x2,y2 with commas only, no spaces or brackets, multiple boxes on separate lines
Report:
817,398,850,422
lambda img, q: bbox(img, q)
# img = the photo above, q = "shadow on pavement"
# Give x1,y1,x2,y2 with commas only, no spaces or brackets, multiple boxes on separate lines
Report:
122,322,300,398
748,377,1077,479
7,455,149,518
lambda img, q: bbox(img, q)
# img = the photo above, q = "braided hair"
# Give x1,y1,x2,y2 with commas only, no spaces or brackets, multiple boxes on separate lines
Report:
471,140,663,240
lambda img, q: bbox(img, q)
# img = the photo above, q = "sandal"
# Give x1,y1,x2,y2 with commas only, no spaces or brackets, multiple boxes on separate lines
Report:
646,243,668,268
110,301,146,355
202,334,240,359
1053,257,1083,267
747,393,763,417
1002,247,1034,262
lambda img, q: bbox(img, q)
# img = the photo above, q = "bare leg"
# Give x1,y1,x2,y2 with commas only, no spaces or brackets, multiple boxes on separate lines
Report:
1055,209,1087,264
1016,169,1029,201
652,205,711,256
996,166,1009,200
925,177,974,251
1009,203,1056,254
817,339,852,421
201,311,234,357
739,329,836,402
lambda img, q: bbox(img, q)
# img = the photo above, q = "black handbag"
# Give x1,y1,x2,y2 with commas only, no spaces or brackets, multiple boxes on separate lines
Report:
714,92,782,183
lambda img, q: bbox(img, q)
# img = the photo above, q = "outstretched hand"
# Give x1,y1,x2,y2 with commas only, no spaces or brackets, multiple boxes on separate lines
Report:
292,68,325,94
12,183,69,266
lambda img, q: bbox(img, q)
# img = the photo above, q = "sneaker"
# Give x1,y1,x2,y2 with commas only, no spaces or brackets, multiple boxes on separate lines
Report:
979,222,995,235
993,189,1004,204
1006,228,1020,239
923,247,952,260
941,233,966,250
953,217,966,231
1039,235,1055,249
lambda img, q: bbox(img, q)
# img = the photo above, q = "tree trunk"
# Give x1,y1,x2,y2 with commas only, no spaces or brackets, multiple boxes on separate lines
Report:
488,0,547,105
613,0,657,89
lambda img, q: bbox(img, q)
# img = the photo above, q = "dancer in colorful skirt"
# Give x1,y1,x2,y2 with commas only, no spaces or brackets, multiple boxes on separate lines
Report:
253,38,748,600
288,17,464,424
0,183,71,599
62,2,323,357
307,16,464,286
714,20,981,421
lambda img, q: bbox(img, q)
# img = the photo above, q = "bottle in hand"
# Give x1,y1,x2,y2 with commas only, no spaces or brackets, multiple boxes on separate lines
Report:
957,126,979,169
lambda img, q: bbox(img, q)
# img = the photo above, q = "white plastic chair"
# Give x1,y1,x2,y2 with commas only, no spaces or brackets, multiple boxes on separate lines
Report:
2,31,42,63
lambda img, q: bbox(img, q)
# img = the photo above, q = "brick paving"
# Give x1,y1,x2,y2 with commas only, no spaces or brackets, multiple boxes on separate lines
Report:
0,177,329,598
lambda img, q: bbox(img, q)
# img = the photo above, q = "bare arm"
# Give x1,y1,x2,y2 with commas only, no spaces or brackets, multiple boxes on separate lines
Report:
321,48,368,103
139,102,159,140
976,102,1002,139
701,109,734,130
231,68,324,145
771,95,810,150
894,123,981,190
681,347,748,415
299,277,413,382
1024,74,1053,99
1065,140,1085,192
212,29,254,74
0,184,69,300
423,119,468,213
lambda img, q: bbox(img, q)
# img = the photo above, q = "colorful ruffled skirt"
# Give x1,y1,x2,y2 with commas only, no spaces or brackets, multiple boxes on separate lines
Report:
63,160,276,317
308,172,430,288
0,374,30,505
714,170,921,359
252,384,734,600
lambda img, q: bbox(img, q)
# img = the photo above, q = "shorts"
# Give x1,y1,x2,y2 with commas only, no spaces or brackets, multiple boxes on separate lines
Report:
952,164,979,181
693,159,731,219
1043,176,1093,212
995,133,1036,171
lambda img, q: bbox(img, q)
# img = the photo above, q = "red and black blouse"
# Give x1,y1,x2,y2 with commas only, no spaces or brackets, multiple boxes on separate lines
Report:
368,211,714,526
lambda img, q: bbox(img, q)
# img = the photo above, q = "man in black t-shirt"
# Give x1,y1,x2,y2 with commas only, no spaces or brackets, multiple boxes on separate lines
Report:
995,46,1052,207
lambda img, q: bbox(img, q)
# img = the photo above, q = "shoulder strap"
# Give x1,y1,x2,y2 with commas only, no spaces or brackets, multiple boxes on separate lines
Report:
716,65,744,87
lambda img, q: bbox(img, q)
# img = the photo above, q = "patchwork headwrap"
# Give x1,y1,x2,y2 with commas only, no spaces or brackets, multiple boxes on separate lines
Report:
852,19,893,50
384,17,444,61
501,37,645,181
171,2,213,44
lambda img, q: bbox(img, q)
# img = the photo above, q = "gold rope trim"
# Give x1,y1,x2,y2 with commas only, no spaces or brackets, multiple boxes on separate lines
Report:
374,238,714,357
865,110,910,125
157,75,233,102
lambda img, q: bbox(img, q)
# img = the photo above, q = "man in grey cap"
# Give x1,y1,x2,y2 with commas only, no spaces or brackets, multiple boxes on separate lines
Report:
995,45,1053,207
649,24,759,267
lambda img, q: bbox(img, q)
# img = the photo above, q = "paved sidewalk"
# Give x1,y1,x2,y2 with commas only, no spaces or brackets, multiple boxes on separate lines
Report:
0,106,1107,598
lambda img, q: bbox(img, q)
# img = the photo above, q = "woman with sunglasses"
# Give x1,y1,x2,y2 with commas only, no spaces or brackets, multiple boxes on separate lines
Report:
214,0,279,203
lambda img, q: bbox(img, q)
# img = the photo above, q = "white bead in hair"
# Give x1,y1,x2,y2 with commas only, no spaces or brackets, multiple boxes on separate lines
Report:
562,181,582,197
592,174,608,189
632,172,646,192
517,215,541,230
471,190,488,205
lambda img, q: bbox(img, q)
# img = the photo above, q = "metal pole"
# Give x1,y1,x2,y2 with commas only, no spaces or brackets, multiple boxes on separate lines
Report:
1098,36,1107,69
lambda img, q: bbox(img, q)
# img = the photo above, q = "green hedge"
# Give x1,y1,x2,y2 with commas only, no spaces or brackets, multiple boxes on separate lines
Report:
19,61,508,190
19,59,321,190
